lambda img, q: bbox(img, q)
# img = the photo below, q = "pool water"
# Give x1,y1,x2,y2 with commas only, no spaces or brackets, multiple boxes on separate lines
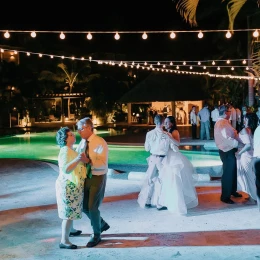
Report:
0,131,221,168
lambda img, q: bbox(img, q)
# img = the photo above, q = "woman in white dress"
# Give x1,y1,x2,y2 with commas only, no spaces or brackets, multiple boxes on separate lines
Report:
237,112,258,202
56,127,87,249
158,116,198,215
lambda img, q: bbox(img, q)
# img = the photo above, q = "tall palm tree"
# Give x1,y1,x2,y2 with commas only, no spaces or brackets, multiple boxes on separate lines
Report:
38,61,100,118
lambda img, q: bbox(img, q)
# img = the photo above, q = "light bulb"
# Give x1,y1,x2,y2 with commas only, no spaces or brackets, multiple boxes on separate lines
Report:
198,31,203,39
81,57,85,60
157,62,160,65
242,60,247,64
170,62,173,65
50,55,54,59
4,31,10,38
176,66,179,69
87,33,92,40
226,60,230,64
203,66,206,69
170,32,176,39
39,54,42,57
142,32,148,40
114,32,120,40
226,31,232,38
212,61,215,65
26,52,30,56
60,32,65,40
89,56,92,61
31,31,36,38
190,66,193,69
253,30,259,38
217,67,220,70
231,67,234,70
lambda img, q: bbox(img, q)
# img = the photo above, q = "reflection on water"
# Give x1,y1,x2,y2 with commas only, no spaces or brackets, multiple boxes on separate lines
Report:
179,145,219,155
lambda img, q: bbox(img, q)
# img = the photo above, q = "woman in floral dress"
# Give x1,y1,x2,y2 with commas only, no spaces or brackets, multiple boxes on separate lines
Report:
56,127,87,249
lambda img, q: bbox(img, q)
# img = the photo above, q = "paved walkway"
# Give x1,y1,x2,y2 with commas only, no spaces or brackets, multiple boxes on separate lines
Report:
0,158,260,260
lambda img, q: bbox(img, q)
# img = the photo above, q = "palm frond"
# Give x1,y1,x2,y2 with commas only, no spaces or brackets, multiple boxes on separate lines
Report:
223,0,247,32
176,0,199,27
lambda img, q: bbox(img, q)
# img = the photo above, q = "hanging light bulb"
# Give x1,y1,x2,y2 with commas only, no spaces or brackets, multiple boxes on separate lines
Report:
61,56,65,59
144,61,147,66
198,31,203,39
39,54,43,57
89,56,92,61
26,52,30,56
226,31,232,38
170,62,173,66
190,66,193,69
81,57,85,60
170,32,176,39
242,60,247,64
246,67,249,70
217,67,220,70
114,32,120,40
176,66,179,69
86,32,92,40
30,31,36,38
183,61,186,65
231,67,234,70
71,56,75,60
163,64,166,68
50,55,54,59
212,61,215,65
142,32,148,40
60,32,65,40
4,31,10,38
157,62,160,65
226,60,230,64
203,66,206,69
198,61,201,65
253,30,259,38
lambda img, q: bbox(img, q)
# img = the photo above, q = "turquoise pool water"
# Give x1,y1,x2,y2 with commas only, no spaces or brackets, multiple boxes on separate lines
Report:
0,131,221,168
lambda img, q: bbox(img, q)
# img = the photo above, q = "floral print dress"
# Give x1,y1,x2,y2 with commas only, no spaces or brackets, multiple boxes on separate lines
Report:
56,146,86,220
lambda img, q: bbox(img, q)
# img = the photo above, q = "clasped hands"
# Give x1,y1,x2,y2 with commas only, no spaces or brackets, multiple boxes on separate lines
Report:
78,152,92,165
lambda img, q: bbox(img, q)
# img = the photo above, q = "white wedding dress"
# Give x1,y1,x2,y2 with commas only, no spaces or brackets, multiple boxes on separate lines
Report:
237,130,257,200
138,145,198,215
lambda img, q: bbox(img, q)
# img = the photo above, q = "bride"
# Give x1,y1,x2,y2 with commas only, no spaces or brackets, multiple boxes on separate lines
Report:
158,116,199,215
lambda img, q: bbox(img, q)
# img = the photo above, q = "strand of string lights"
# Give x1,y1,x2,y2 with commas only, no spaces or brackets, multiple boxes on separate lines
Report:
1,28,259,39
1,48,259,81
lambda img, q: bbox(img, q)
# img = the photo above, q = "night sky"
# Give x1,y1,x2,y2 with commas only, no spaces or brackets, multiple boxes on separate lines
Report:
0,1,257,65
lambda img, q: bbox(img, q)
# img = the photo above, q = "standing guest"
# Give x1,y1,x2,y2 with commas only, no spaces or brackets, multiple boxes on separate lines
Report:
214,105,242,204
198,103,210,140
137,114,174,210
253,124,260,209
235,106,242,132
76,117,110,248
190,106,198,139
256,107,260,125
211,105,219,127
236,113,258,203
229,103,237,129
159,116,198,215
56,127,87,250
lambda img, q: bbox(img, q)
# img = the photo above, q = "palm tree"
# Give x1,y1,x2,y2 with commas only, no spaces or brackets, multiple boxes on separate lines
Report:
38,61,100,119
174,0,259,32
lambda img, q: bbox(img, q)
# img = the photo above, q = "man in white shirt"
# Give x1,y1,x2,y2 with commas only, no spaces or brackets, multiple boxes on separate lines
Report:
138,114,172,210
190,106,198,139
214,105,242,204
253,125,260,208
76,117,110,247
211,105,219,127
198,103,210,140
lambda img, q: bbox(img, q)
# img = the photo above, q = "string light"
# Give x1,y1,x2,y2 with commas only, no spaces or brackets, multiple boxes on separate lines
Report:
114,32,120,40
142,32,148,40
30,31,36,38
60,32,65,40
226,31,232,38
4,31,10,38
198,31,203,39
86,32,92,40
170,32,176,39
1,47,258,80
253,30,259,38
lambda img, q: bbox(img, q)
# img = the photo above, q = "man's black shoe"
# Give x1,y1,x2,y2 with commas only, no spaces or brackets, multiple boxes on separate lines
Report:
157,206,167,210
231,192,242,198
101,223,110,233
69,230,82,237
86,236,101,248
221,198,235,204
145,204,152,208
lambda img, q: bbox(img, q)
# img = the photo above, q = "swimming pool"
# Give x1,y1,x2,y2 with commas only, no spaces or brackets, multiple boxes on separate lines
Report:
0,131,222,175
